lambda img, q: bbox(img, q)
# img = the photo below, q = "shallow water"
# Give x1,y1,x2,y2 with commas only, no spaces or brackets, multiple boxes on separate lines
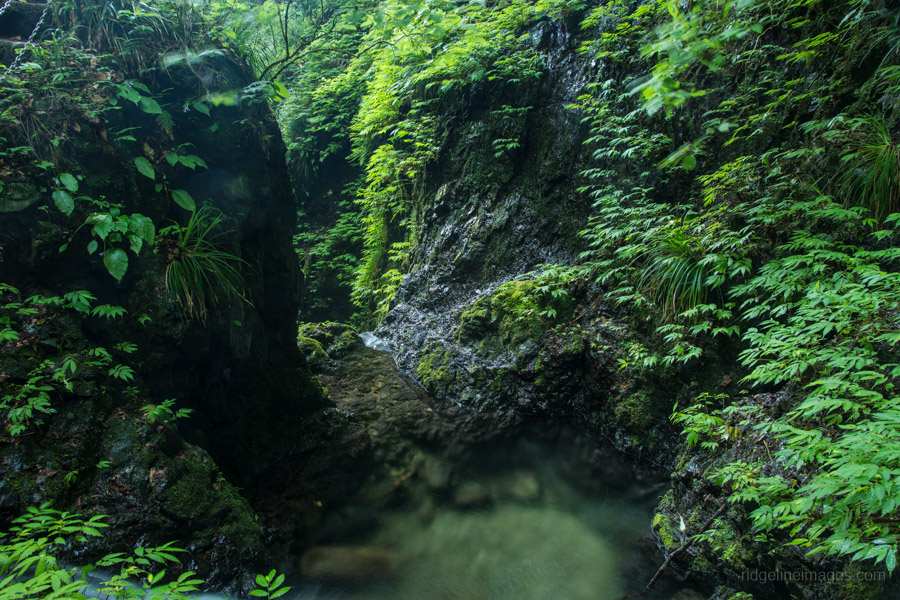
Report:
284,449,677,600
274,343,684,600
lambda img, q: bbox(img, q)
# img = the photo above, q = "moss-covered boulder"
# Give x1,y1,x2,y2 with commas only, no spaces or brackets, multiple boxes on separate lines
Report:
297,321,363,372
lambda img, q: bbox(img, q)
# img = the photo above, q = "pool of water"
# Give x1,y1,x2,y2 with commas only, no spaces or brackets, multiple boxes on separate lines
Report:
270,344,689,600
294,456,672,599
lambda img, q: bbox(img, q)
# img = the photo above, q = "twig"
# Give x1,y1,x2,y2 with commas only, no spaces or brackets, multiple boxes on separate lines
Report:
618,501,729,600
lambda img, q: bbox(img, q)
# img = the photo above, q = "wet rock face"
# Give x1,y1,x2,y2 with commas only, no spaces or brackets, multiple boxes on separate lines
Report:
369,19,680,458
375,19,595,407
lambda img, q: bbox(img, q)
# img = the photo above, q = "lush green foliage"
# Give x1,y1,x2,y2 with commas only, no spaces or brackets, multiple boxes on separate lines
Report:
568,0,900,573
160,206,250,323
0,286,143,438
238,0,586,324
838,114,900,221
0,504,289,599
0,504,200,600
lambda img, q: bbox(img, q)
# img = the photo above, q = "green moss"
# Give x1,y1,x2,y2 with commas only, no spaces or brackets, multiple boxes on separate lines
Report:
161,447,262,552
456,279,575,349
298,335,330,370
456,303,490,341
416,346,455,396
652,512,681,551
614,390,660,431
298,321,361,358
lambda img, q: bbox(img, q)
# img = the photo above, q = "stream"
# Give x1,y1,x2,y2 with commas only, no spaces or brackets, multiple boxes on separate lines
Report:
263,338,696,600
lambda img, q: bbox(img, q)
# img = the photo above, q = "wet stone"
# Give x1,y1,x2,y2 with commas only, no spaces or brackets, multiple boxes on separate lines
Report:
499,470,540,503
453,481,492,508
300,546,395,581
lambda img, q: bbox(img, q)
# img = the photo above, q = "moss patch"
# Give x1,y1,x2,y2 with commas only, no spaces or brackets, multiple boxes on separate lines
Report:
652,512,681,552
298,335,330,370
456,279,574,349
298,321,362,358
416,346,456,397
161,447,263,553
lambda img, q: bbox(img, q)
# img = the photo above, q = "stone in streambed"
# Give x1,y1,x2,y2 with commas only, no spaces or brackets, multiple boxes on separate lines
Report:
300,545,395,581
499,470,541,502
422,457,454,490
453,481,492,508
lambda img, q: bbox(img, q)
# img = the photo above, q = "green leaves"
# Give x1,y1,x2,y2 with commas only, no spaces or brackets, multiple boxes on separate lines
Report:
52,190,74,216
129,214,156,245
103,248,128,282
51,173,79,216
134,157,155,180
59,173,78,192
163,206,250,322
0,505,210,600
79,211,156,280
165,152,208,170
141,399,193,425
252,569,290,599
171,189,196,211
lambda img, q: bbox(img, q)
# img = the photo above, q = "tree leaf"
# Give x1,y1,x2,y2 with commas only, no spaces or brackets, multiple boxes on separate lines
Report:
87,240,98,255
138,97,163,115
171,189,196,212
134,157,155,180
91,214,114,240
60,173,79,192
52,190,75,216
129,214,156,242
103,248,128,282
129,233,143,255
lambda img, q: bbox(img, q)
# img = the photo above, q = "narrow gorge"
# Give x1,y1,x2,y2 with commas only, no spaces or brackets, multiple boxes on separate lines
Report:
1,1,899,600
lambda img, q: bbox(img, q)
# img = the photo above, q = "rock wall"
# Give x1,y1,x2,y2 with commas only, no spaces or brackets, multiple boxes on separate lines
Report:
372,17,682,462
0,33,343,588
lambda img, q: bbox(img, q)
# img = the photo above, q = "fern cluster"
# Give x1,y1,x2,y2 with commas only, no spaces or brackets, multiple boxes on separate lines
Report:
571,0,900,574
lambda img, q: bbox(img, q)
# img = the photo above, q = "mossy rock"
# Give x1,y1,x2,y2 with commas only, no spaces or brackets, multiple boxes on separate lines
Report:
298,321,362,358
298,335,331,371
455,279,575,349
161,446,263,554
416,346,456,397
0,182,41,212
614,390,664,433
652,512,682,552
456,303,490,341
